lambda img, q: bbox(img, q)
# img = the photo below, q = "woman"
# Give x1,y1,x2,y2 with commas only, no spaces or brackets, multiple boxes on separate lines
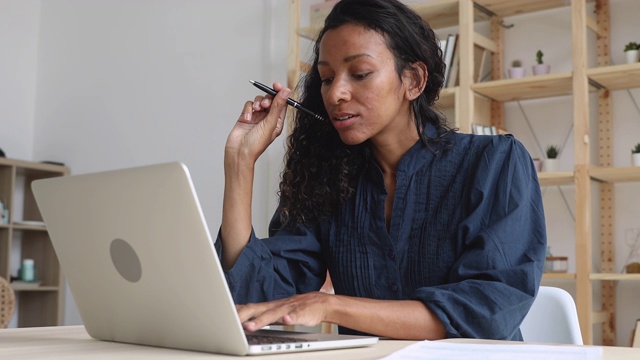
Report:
218,0,546,341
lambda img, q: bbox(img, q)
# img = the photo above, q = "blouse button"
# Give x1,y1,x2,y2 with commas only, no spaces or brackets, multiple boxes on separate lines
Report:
387,249,396,260
390,283,399,292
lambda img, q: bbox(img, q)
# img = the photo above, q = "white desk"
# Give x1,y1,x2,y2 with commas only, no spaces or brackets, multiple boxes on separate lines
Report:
1,326,639,359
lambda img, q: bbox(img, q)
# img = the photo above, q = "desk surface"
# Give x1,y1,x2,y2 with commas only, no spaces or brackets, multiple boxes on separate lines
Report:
0,326,409,360
1,326,640,359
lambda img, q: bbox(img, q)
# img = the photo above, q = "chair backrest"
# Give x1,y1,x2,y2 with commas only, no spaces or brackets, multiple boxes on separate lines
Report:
0,276,16,328
520,286,583,345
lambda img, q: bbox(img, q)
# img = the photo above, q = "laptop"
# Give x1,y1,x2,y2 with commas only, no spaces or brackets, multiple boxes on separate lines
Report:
31,162,378,356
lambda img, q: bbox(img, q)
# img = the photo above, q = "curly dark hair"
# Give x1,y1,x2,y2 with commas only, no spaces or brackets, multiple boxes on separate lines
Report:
278,0,450,227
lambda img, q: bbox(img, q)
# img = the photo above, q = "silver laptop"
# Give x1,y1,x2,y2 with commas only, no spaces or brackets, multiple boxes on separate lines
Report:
31,162,378,356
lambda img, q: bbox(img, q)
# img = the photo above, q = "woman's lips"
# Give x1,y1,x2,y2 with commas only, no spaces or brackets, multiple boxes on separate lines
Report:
331,114,358,129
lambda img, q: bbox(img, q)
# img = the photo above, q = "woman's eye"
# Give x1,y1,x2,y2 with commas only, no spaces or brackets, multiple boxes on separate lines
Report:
353,72,371,80
320,77,334,85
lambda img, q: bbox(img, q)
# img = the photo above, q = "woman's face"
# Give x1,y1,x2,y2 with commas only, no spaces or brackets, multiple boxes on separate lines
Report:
318,23,416,146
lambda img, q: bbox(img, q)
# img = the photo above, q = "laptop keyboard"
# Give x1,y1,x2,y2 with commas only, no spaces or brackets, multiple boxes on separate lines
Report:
246,334,317,345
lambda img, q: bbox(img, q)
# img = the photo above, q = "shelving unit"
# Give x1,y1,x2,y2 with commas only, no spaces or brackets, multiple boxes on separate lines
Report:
288,0,640,345
0,157,69,327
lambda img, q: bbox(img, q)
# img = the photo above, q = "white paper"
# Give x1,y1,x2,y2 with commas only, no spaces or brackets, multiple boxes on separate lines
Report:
381,340,602,360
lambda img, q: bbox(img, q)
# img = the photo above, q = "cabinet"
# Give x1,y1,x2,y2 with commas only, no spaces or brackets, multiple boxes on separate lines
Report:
0,157,69,327
288,0,640,345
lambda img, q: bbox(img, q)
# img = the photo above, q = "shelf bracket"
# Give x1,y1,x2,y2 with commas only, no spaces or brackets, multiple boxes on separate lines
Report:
472,2,514,29
588,78,606,91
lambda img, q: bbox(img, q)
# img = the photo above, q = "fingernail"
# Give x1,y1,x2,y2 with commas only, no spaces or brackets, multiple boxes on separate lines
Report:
280,89,290,99
245,111,251,121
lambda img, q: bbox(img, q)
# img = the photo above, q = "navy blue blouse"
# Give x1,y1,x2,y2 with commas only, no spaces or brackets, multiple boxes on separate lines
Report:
216,125,546,340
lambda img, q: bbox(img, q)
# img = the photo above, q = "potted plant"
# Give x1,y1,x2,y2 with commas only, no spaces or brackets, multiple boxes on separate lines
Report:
632,143,640,167
508,60,525,79
624,42,640,64
543,145,560,172
532,50,550,75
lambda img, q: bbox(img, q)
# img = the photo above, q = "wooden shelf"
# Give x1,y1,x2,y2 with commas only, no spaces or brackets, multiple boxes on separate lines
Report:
537,171,574,186
590,166,640,183
592,311,608,324
476,0,569,17
299,0,570,39
410,0,461,29
472,72,573,102
411,0,568,29
11,285,60,292
437,87,456,108
587,62,640,91
0,157,68,327
11,224,48,232
543,272,640,281
0,157,68,174
297,27,320,41
542,272,576,280
589,273,640,281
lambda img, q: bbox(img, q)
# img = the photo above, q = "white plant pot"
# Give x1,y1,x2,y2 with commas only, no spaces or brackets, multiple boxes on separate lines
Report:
542,158,558,172
632,153,640,167
532,64,550,76
625,50,640,64
533,159,542,172
508,67,525,79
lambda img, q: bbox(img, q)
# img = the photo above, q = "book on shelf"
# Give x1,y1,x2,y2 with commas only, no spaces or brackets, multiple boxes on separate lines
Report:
447,35,460,88
443,37,491,87
439,38,447,58
475,45,491,83
471,123,509,136
442,33,457,88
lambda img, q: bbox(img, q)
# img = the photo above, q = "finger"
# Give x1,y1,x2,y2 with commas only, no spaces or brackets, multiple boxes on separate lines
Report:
238,301,289,330
241,312,278,332
266,87,289,130
239,101,254,122
253,95,272,111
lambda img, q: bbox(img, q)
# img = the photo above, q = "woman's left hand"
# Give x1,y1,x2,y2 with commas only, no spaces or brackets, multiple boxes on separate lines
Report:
236,292,334,332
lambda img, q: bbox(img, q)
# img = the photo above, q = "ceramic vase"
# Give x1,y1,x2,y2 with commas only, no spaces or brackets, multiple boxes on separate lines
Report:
532,64,550,75
533,159,542,172
508,67,525,79
625,50,640,64
543,158,558,172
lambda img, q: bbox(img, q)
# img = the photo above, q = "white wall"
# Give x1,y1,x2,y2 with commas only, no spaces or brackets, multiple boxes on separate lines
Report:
0,0,40,160
31,0,288,234
3,0,289,326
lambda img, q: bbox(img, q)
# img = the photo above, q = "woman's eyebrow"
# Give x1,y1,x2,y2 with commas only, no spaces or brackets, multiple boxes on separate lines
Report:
318,53,373,67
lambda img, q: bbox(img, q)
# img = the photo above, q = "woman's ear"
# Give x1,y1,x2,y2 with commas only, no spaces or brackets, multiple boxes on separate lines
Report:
403,62,428,101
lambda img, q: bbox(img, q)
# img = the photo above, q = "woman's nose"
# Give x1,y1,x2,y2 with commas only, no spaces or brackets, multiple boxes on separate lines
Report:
324,78,351,105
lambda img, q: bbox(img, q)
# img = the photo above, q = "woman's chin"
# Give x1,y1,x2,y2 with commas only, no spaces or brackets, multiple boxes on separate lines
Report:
338,133,367,146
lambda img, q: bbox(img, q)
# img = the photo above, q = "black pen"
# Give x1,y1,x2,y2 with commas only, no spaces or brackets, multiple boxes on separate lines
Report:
250,80,325,121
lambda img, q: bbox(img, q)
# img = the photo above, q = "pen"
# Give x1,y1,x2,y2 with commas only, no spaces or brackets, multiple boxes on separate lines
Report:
250,80,325,121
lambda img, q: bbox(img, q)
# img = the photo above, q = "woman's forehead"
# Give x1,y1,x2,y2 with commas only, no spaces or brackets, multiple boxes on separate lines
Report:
318,24,391,61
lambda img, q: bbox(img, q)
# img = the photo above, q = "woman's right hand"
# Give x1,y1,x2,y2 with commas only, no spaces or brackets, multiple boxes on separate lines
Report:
221,83,290,269
225,83,290,165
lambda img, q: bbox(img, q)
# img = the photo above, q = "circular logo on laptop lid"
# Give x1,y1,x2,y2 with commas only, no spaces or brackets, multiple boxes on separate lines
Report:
110,238,142,282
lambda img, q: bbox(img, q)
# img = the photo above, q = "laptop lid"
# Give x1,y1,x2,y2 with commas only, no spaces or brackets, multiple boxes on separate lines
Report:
31,162,377,355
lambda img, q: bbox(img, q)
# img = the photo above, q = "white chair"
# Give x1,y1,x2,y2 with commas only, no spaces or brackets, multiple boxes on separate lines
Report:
520,286,583,345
